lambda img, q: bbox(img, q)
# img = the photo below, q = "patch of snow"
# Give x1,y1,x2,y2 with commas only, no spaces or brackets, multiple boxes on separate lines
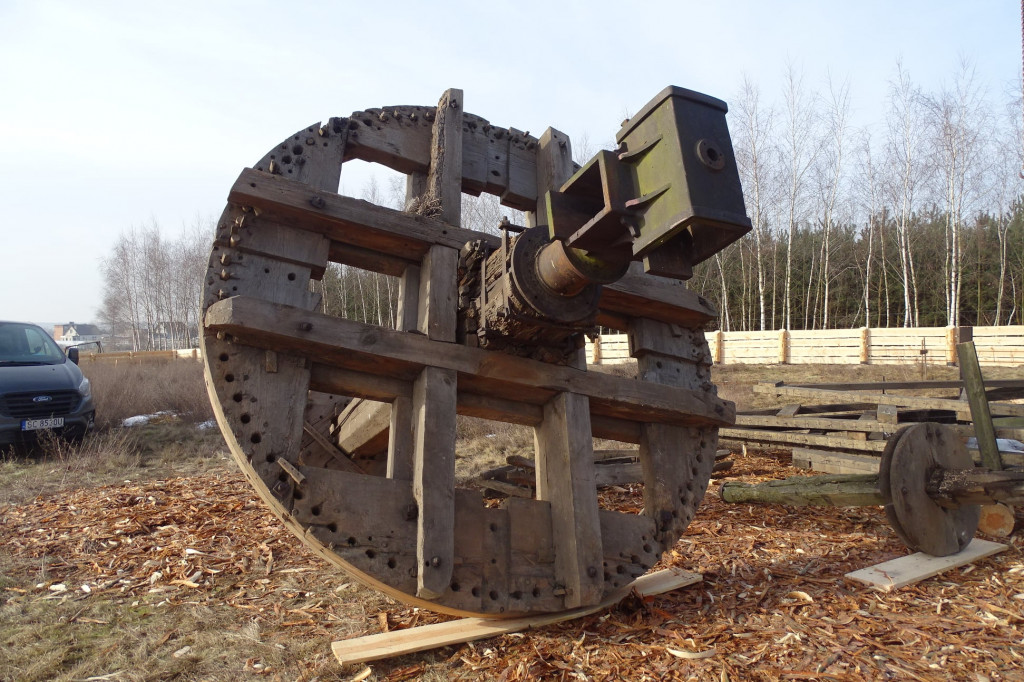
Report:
122,411,176,427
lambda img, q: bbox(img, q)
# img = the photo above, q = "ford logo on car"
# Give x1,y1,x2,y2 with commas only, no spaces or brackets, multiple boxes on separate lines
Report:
32,395,53,403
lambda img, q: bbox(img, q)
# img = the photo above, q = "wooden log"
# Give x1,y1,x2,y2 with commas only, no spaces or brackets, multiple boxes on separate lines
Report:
721,466,1024,510
720,474,885,507
977,504,1016,537
778,329,789,364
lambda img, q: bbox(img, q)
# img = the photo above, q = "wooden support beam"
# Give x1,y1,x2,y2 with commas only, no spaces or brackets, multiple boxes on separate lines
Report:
412,366,457,599
534,392,603,608
958,341,1003,471
228,168,717,328
206,296,734,429
530,130,602,610
425,89,463,226
335,399,389,457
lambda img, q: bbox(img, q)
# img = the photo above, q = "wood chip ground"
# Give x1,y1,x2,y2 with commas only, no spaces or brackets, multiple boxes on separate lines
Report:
2,449,1022,681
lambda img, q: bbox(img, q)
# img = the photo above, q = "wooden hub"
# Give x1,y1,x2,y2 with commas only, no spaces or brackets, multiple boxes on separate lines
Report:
200,89,734,616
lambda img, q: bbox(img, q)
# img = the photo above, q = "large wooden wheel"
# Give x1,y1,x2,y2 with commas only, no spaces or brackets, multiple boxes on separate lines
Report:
201,89,736,617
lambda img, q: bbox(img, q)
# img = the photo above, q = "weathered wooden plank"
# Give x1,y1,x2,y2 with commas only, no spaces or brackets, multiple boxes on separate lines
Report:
958,342,1003,471
214,219,330,279
335,399,390,457
412,366,457,599
845,539,1007,591
735,414,891,433
331,567,701,665
204,296,735,429
791,448,882,475
417,245,458,341
720,427,888,453
387,396,414,480
341,105,539,212
752,383,1024,418
534,392,603,609
426,89,463,226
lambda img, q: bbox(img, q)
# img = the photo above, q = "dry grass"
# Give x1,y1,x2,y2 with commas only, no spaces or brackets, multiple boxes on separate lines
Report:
0,423,228,506
83,360,213,429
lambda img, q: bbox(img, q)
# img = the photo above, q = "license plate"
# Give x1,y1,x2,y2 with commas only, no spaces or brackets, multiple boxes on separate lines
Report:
21,417,64,431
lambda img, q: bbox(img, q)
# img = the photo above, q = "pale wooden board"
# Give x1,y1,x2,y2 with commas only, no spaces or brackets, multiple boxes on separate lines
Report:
845,539,1008,591
791,448,881,475
331,567,701,666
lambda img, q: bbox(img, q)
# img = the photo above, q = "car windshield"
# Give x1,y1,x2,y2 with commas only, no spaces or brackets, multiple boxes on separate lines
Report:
0,322,67,366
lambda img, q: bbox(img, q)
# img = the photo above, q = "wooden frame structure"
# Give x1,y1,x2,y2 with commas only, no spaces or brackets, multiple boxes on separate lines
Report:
201,89,734,617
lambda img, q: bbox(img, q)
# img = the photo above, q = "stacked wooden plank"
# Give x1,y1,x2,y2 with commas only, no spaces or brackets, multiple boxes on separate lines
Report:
720,380,1024,474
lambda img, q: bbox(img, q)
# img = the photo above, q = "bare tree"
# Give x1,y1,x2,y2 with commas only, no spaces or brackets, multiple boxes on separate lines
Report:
813,74,851,328
923,58,990,326
886,62,927,326
733,76,777,330
780,63,820,329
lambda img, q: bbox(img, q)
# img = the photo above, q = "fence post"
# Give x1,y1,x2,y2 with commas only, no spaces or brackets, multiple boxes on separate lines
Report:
859,327,870,364
592,336,602,365
713,330,724,365
778,329,790,364
946,326,960,366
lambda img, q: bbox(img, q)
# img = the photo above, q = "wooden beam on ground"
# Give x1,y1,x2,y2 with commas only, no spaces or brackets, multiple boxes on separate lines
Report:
719,427,888,453
791,448,881,475
331,567,702,665
734,414,893,433
752,383,1024,418
845,539,1007,591
720,474,884,507
788,379,1024,392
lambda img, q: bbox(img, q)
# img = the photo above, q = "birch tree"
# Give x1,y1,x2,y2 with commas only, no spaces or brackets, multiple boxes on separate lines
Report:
780,63,819,329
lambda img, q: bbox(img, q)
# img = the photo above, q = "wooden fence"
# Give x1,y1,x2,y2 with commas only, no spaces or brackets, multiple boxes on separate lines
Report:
80,348,203,364
586,326,1024,368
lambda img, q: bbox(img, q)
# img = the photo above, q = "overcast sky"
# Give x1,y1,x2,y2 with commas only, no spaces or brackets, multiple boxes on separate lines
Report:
0,0,1019,327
